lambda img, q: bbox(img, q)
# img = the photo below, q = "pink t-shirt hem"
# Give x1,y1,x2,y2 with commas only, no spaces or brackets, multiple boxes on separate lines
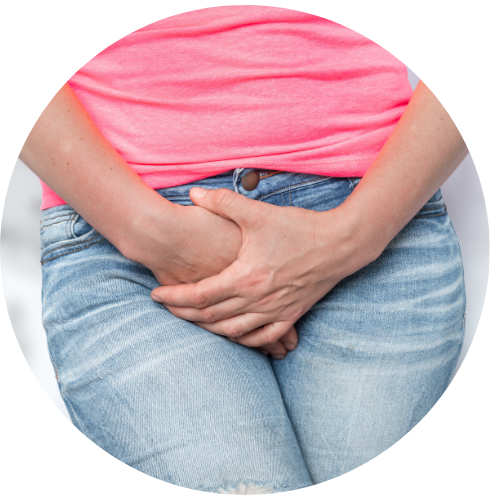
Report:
40,157,375,210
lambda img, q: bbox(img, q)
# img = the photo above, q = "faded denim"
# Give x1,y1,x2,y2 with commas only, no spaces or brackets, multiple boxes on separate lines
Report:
40,170,466,493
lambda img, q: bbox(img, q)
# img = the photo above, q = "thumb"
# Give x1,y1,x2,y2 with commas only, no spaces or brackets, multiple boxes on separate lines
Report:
190,187,260,226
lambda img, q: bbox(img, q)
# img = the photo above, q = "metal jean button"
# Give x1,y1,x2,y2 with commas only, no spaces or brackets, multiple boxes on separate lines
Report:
241,169,260,191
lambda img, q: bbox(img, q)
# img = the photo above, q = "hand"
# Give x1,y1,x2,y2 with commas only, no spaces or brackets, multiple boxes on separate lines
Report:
125,195,297,359
124,200,242,286
150,187,381,351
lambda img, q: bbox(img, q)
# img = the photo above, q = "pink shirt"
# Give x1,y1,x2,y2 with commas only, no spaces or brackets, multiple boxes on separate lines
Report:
41,5,413,209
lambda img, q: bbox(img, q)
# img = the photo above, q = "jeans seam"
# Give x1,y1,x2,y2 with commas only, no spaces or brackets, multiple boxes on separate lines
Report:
65,213,77,239
257,177,329,201
418,203,445,212
414,209,448,219
41,231,100,260
40,219,69,230
69,213,79,239
41,236,104,265
259,171,283,180
40,212,76,223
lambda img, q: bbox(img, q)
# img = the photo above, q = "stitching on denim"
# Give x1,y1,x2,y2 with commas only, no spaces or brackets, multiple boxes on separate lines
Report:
41,237,104,265
41,231,101,259
40,212,76,223
65,213,77,239
40,212,77,235
289,190,292,206
257,177,329,201
40,219,68,230
259,171,282,180
414,209,447,219
69,213,79,239
417,203,445,212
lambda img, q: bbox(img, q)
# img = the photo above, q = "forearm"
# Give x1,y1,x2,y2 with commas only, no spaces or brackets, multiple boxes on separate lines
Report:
335,81,468,262
19,83,177,258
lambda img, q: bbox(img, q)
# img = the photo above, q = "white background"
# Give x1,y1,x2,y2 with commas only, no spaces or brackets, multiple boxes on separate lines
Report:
1,1,498,498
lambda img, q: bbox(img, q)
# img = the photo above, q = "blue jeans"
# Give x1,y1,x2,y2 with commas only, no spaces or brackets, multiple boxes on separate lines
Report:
40,170,465,493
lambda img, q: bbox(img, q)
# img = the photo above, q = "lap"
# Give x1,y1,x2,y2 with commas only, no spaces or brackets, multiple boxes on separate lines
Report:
273,183,465,481
41,209,312,493
40,173,465,490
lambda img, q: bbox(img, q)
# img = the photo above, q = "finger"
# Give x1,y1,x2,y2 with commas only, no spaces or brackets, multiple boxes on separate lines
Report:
165,296,247,323
278,325,298,352
255,340,288,360
151,264,240,308
195,312,270,338
190,187,262,227
229,320,294,347
246,325,298,359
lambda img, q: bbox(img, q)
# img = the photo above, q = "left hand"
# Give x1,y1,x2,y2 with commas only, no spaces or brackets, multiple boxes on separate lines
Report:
151,187,380,351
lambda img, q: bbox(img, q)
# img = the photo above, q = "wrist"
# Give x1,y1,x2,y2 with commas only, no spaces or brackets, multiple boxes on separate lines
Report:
322,198,389,273
115,191,179,263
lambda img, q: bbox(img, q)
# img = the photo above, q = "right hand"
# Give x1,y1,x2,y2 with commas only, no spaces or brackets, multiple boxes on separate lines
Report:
121,197,297,359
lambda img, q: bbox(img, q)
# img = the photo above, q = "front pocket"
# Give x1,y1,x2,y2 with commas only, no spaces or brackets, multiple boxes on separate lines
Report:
40,210,102,265
414,199,447,218
40,210,78,249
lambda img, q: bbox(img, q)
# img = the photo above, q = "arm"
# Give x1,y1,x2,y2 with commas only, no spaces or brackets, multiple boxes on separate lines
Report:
151,81,468,346
20,84,242,285
340,80,468,259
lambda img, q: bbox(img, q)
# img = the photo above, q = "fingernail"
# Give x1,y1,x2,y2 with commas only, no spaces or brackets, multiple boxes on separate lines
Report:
273,354,286,360
151,294,161,302
284,343,296,351
191,187,207,198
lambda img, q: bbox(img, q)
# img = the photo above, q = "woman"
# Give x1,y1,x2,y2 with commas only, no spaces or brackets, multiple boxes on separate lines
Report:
20,6,467,494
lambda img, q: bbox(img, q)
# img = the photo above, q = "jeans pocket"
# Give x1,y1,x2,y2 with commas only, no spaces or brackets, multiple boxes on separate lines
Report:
40,209,101,265
414,190,447,218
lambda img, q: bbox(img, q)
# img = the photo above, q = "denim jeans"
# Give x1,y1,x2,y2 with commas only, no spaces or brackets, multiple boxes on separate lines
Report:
40,170,466,493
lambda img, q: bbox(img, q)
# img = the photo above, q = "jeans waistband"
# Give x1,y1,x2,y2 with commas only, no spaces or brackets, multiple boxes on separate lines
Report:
156,169,339,202
42,170,354,215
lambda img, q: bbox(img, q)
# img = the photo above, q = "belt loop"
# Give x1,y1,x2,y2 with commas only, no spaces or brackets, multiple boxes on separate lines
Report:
233,168,245,193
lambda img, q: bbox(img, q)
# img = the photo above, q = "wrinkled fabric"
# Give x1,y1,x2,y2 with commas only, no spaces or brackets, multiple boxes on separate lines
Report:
41,5,413,209
41,170,465,492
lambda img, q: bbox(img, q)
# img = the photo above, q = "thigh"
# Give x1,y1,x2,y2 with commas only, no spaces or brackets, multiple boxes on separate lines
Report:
272,187,466,483
41,208,312,493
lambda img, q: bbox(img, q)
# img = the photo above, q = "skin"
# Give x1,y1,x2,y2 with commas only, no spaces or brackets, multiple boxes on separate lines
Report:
20,81,468,359
19,84,242,286
20,83,293,357
150,81,469,351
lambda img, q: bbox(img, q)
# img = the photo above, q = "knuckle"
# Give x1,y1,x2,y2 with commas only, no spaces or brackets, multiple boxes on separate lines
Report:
192,288,208,309
200,307,217,323
243,271,266,291
224,324,243,338
263,333,279,345
264,325,282,345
